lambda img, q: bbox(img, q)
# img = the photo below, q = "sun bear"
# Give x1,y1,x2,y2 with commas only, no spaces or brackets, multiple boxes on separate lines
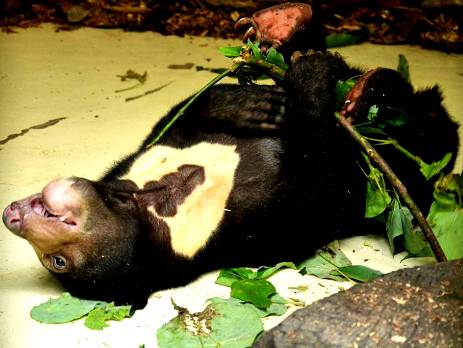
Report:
2,2,459,307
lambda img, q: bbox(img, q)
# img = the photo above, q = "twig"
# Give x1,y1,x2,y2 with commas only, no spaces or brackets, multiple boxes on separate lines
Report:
335,112,447,262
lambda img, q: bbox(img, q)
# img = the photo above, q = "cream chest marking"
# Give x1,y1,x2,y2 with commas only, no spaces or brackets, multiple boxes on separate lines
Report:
123,142,240,258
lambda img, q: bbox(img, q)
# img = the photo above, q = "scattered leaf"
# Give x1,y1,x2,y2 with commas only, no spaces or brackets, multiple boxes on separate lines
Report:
30,293,101,324
210,296,287,318
30,293,132,329
257,294,287,317
298,241,352,281
216,262,295,287
336,265,383,282
157,299,263,348
84,303,131,330
230,279,276,309
216,267,255,287
84,308,109,330
255,261,297,279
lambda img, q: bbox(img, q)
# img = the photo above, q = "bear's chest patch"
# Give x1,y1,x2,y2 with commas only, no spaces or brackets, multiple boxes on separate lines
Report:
122,142,240,258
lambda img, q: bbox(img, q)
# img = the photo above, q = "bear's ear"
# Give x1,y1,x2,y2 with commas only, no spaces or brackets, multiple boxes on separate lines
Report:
137,165,206,218
412,86,446,121
94,179,141,213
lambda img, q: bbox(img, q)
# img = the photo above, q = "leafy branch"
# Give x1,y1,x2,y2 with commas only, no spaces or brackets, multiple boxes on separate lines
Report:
334,112,446,261
145,42,286,148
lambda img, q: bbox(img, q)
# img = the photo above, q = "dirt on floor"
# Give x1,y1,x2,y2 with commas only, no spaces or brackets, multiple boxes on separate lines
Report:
1,0,462,53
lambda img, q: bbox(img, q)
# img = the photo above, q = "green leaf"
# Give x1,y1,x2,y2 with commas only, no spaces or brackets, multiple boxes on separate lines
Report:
365,180,391,218
428,204,463,260
362,153,392,218
257,294,287,317
299,241,378,283
381,107,412,127
209,295,287,318
386,197,413,254
367,105,379,122
216,267,255,287
419,152,452,181
336,265,383,282
157,299,263,348
84,308,109,330
298,241,352,281
30,293,101,324
265,47,288,71
218,46,242,58
247,40,263,60
230,279,276,309
216,262,295,287
426,173,463,260
325,31,365,48
356,126,388,136
403,226,434,258
255,262,297,279
335,79,356,109
397,54,411,84
84,303,131,330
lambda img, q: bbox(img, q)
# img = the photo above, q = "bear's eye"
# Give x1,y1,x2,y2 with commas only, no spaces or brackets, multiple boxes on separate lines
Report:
52,256,66,270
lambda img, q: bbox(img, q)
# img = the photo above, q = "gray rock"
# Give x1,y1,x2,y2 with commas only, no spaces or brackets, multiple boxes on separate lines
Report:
254,260,463,347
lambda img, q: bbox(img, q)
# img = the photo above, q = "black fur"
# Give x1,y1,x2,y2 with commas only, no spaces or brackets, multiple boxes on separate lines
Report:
50,51,459,308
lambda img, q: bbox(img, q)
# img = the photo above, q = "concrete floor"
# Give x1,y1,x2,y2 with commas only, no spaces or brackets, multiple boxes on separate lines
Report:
0,25,462,348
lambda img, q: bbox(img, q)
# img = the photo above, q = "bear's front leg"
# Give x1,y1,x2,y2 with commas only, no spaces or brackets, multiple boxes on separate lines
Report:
284,51,351,125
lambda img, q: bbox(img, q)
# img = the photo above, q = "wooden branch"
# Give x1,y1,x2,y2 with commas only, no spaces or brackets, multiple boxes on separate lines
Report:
335,112,447,262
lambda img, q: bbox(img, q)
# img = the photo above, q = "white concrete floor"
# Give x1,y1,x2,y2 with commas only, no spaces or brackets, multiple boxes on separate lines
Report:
0,25,462,348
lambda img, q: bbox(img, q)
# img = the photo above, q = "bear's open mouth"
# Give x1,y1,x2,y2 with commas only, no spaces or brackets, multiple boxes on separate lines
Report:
31,197,77,226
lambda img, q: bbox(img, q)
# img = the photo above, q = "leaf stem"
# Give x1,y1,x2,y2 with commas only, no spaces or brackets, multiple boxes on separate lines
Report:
388,138,425,166
335,112,447,262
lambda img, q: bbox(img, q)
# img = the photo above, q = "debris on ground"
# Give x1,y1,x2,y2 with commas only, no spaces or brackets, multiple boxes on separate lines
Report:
1,1,462,52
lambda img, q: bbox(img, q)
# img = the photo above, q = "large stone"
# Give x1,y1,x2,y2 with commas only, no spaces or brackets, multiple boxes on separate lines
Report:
254,260,463,347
